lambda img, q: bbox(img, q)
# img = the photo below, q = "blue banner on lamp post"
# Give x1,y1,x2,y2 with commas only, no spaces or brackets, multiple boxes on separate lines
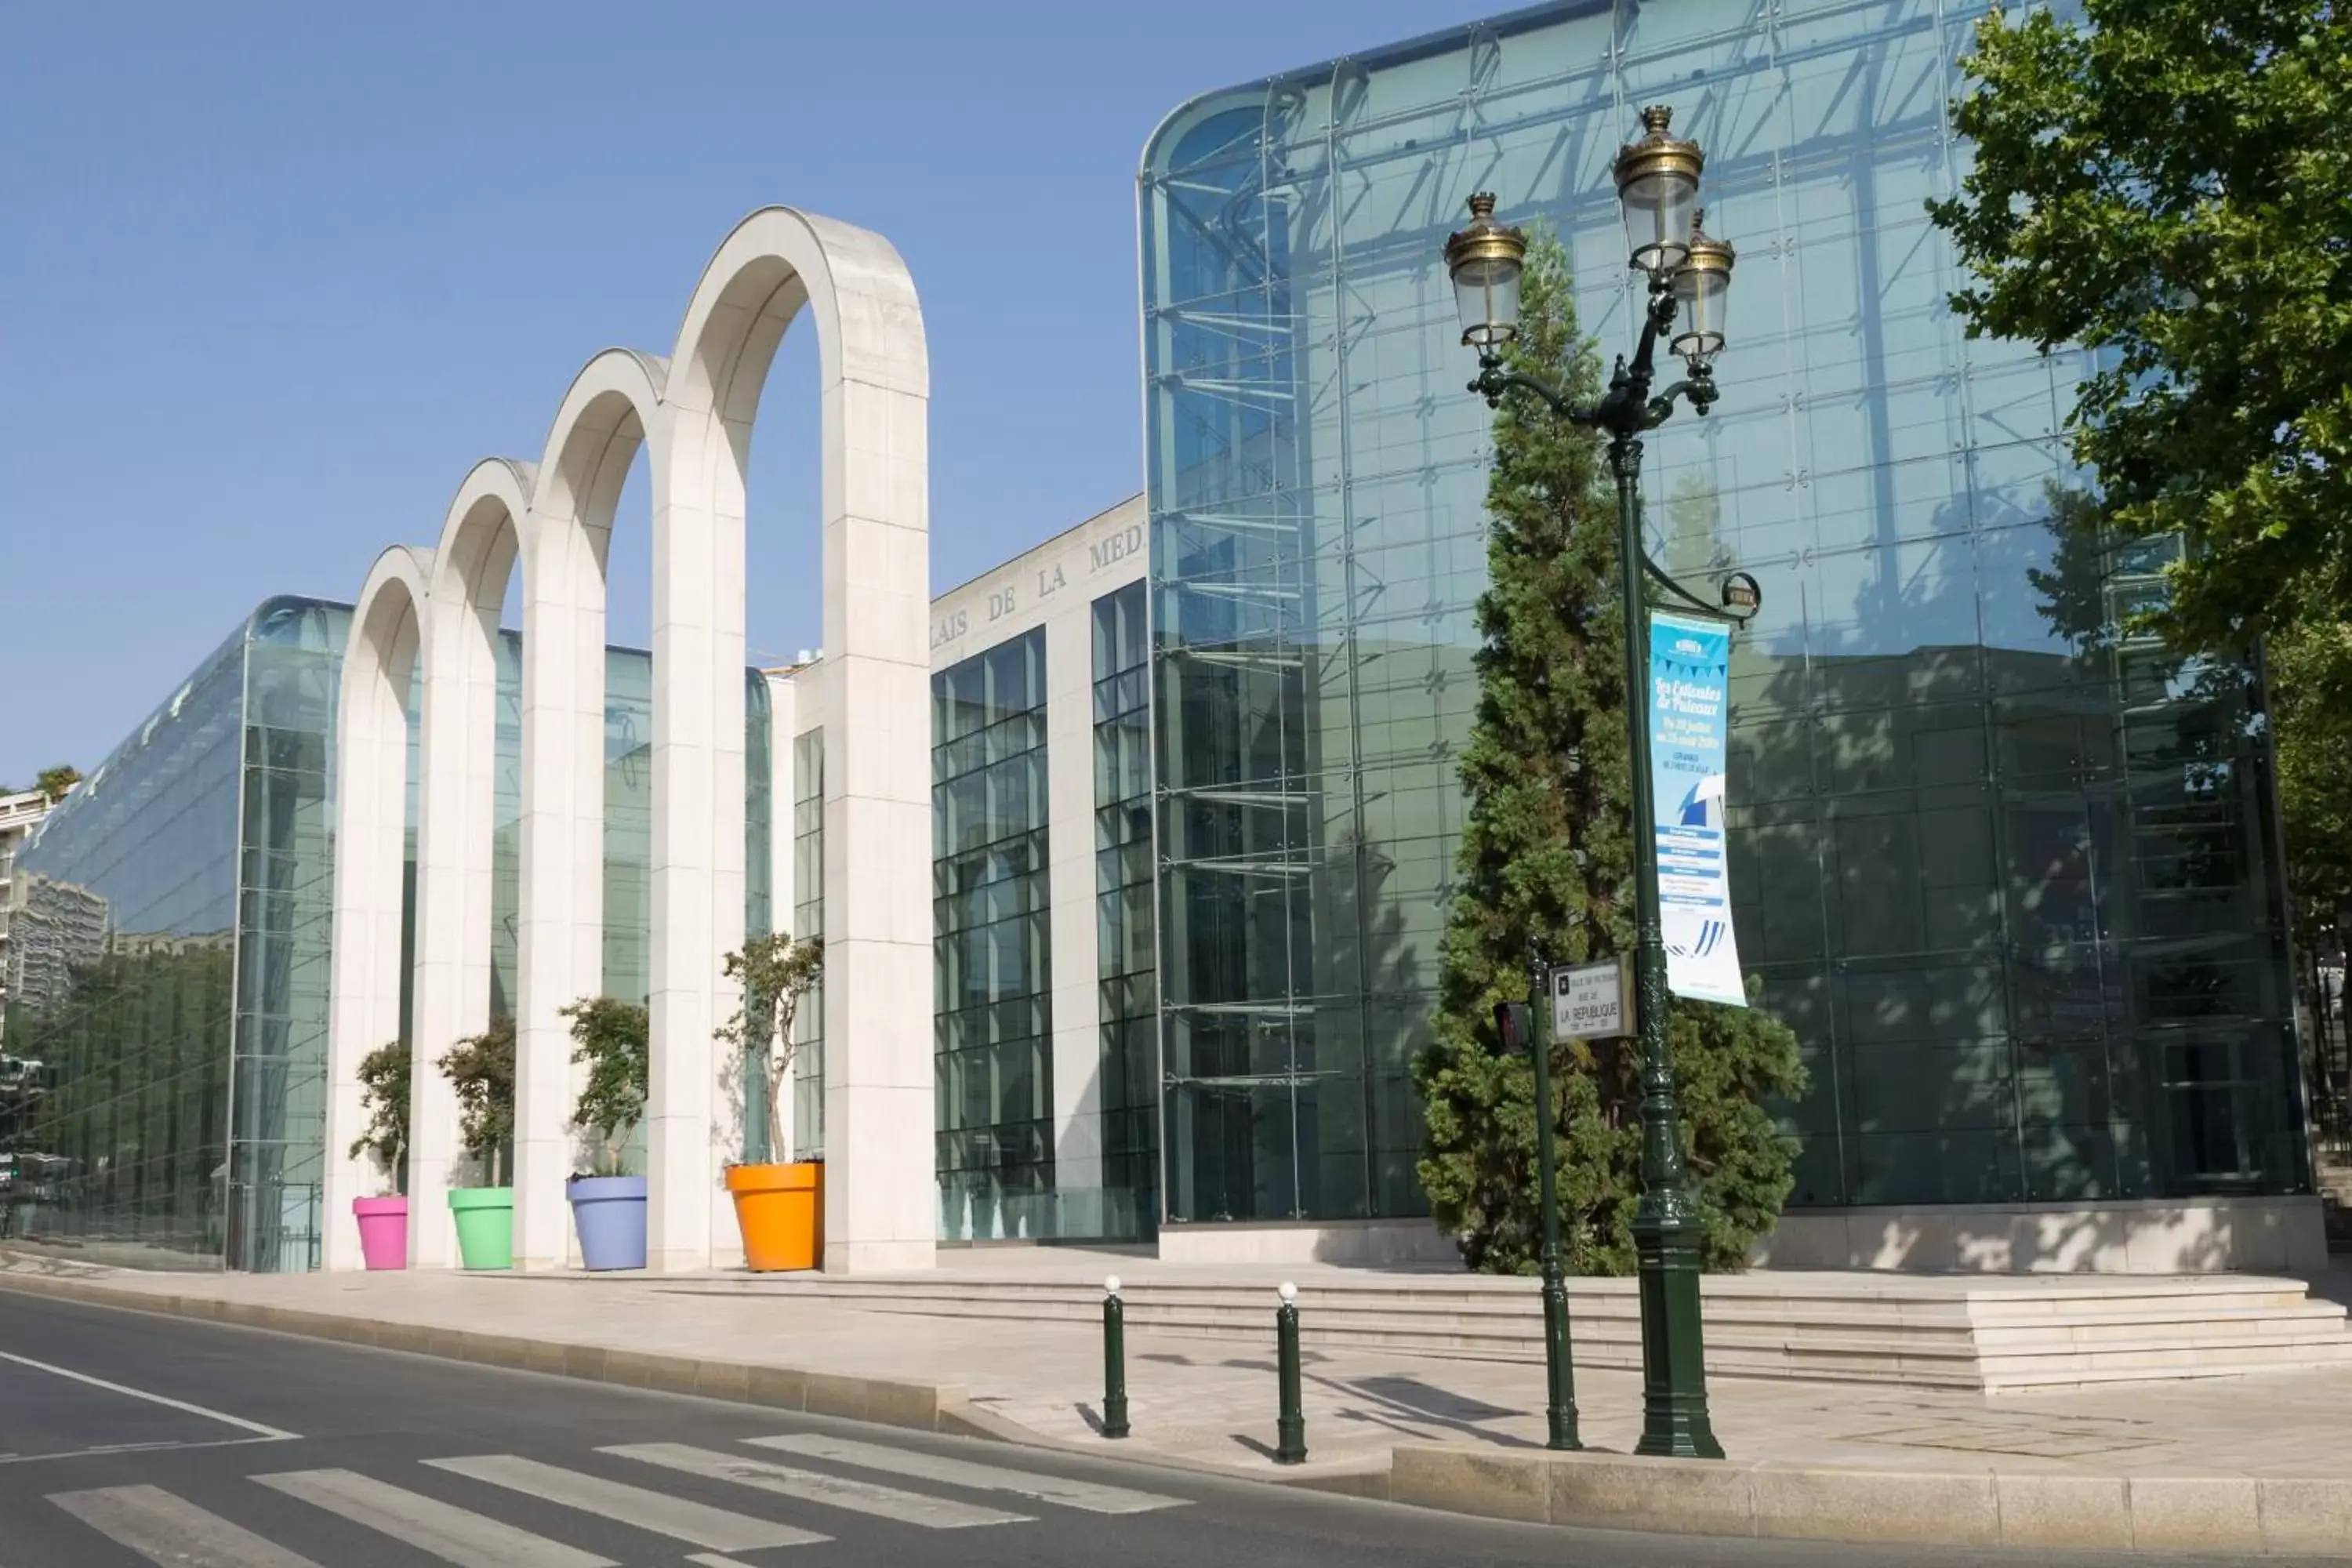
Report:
1647,611,1746,1007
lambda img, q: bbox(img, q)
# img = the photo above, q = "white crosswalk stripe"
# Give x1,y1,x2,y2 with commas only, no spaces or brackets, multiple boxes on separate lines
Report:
603,1441,1030,1529
423,1454,829,1552
50,1483,324,1567
255,1468,618,1567
746,1432,1191,1515
47,1432,1192,1563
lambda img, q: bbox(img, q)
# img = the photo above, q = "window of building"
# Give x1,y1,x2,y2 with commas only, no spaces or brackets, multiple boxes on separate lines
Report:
933,629,1051,1240
1092,580,1159,1239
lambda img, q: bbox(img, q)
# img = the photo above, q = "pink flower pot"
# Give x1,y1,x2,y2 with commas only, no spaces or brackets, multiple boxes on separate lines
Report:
353,1196,408,1270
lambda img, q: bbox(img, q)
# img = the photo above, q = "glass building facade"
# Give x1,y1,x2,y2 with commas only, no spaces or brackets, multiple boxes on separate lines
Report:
1093,581,1162,1233
932,629,1055,1240
2,600,343,1269
3,597,776,1269
1139,0,2304,1225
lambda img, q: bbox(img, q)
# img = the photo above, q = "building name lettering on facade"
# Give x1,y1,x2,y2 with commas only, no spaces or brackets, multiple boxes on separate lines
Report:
1089,524,1142,573
927,518,1145,655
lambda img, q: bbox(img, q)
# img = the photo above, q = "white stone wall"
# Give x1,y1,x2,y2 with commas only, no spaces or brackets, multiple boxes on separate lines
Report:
1753,1197,2331,1275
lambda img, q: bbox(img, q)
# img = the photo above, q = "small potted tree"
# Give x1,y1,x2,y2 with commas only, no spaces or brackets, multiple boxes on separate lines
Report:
561,996,648,1271
347,1039,411,1269
437,1018,515,1270
717,934,824,1271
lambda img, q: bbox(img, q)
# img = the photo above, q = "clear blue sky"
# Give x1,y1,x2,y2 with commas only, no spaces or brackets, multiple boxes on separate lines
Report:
0,0,1488,786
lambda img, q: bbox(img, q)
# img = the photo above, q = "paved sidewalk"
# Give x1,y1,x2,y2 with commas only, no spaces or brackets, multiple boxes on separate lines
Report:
7,1251,2352,1555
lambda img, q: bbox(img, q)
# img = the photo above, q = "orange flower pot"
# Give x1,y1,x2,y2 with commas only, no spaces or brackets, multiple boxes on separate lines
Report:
726,1160,822,1272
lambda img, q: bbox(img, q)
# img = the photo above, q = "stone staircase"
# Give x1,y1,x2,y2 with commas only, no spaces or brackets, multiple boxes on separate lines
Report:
659,1269,2352,1395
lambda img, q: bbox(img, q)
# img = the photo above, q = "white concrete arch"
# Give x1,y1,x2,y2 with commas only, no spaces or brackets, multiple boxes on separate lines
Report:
405,458,539,1267
507,348,667,1270
326,206,931,1276
322,544,434,1272
659,207,933,1273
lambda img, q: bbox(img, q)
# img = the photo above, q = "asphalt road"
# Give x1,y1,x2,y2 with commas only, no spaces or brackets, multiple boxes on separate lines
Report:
0,1287,2325,1568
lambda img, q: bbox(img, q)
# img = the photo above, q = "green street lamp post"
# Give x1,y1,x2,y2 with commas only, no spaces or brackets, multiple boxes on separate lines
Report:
1443,105,1756,1462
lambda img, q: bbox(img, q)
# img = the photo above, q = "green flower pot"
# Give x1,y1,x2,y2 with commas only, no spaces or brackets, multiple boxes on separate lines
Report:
447,1185,514,1270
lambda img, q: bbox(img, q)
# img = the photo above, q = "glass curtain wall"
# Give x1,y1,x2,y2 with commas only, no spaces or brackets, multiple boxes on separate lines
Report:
232,600,345,1269
1139,0,2303,1221
1092,583,1161,1236
933,630,1054,1240
789,728,825,1160
601,653,655,1007
2,598,345,1269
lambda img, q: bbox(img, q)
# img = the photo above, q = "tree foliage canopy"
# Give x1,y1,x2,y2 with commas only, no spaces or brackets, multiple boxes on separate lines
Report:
347,1038,412,1190
562,996,648,1178
5,765,81,802
1926,0,2352,653
1414,228,1806,1276
437,1018,515,1180
716,933,824,1164
2268,600,2352,931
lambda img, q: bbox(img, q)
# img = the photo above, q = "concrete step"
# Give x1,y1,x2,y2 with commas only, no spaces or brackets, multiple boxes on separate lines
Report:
746,1278,2324,1327
713,1270,2352,1392
742,1287,2350,1351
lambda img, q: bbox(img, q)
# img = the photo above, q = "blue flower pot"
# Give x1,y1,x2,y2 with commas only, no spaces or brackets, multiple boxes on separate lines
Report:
566,1175,648,1271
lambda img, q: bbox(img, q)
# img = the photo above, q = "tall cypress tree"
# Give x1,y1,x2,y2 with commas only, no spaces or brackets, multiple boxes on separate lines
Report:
1414,229,1806,1276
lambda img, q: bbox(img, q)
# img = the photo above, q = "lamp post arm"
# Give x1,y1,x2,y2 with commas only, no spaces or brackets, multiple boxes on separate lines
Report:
1468,362,1606,422
1639,551,1755,623
1644,376,1717,426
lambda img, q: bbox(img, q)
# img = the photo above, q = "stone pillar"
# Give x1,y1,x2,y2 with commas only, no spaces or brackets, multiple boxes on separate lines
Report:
513,508,608,1272
409,583,502,1267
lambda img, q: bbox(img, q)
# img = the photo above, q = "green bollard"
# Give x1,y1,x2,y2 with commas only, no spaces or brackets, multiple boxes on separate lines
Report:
1275,1281,1307,1465
1102,1275,1131,1439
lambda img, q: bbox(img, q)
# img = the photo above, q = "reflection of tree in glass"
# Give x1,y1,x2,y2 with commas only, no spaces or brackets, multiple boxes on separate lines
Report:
2024,484,2116,659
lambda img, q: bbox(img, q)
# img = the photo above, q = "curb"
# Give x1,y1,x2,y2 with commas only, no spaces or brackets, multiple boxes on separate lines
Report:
0,1268,1385,1492
1388,1444,2352,1559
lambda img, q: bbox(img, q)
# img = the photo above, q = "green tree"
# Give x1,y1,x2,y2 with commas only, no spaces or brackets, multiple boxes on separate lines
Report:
1926,0,2352,653
714,934,824,1165
2270,606,2352,935
437,1018,515,1185
33,765,78,803
347,1040,412,1192
562,996,648,1178
1414,228,1806,1276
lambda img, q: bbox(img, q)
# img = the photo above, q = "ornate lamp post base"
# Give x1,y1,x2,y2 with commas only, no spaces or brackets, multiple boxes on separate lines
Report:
1632,1206,1724,1459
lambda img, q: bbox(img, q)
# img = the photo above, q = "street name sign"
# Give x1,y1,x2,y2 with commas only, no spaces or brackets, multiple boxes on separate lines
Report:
1550,957,1632,1042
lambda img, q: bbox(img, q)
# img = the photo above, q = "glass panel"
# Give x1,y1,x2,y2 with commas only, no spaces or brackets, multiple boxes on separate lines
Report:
789,728,825,1160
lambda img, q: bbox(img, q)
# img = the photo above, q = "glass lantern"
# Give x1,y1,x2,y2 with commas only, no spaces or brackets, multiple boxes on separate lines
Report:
1613,106,1703,275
